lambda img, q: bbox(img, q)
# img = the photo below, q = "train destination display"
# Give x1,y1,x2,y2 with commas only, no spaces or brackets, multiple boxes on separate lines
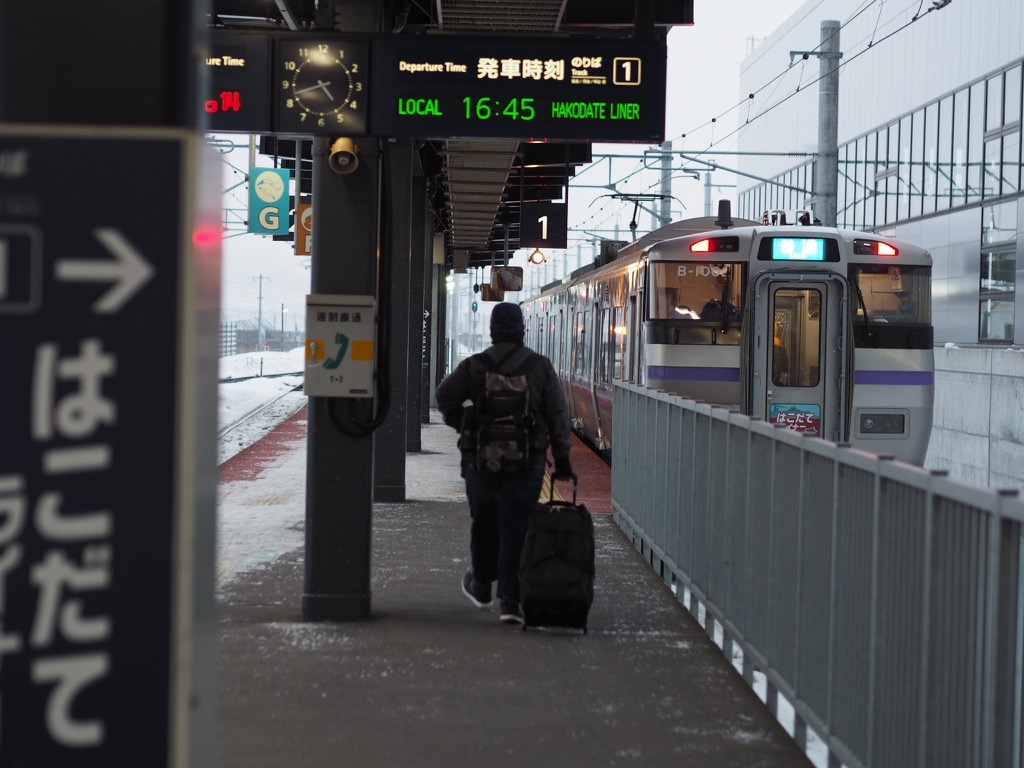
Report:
372,36,666,142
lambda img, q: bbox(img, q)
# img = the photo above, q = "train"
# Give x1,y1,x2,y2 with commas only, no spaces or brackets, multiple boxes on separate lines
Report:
520,207,934,465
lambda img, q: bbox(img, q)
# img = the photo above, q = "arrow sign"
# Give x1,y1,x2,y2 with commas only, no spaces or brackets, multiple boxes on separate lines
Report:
55,227,155,313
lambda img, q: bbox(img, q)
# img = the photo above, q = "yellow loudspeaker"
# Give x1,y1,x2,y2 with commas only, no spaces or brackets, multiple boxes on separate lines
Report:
328,137,359,174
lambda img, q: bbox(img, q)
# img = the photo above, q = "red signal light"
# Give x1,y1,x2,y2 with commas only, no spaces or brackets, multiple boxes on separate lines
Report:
853,238,899,257
193,226,222,247
689,236,739,253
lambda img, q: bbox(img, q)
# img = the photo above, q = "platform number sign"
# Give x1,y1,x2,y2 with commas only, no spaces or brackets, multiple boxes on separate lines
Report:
613,57,642,85
520,202,568,249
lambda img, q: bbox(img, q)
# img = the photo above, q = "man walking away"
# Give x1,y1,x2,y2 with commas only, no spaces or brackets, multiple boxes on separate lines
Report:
435,302,574,624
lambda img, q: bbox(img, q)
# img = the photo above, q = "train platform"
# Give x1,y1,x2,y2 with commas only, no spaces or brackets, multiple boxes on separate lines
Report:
215,407,812,768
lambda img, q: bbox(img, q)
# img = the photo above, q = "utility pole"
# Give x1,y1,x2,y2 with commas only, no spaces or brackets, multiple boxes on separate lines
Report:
254,273,269,349
659,139,672,227
817,20,840,227
792,20,841,225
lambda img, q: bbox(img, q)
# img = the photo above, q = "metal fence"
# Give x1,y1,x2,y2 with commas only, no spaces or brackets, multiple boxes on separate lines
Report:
612,381,1024,768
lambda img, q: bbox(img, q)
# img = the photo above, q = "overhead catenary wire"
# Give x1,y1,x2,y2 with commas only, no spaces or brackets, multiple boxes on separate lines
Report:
570,0,952,237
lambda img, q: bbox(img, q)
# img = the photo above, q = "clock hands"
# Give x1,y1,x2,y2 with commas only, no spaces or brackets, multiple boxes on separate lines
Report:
294,79,335,101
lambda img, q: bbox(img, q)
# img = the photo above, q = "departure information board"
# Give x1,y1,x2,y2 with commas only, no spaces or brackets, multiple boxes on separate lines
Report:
370,35,665,142
204,32,272,133
204,31,667,142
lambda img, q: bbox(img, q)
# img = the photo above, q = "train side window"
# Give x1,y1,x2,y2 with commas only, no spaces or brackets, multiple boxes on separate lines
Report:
612,306,626,381
596,305,625,385
572,311,587,377
549,314,561,372
596,307,610,385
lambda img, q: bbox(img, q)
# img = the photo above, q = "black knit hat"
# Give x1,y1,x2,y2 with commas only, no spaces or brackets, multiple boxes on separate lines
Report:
490,302,525,343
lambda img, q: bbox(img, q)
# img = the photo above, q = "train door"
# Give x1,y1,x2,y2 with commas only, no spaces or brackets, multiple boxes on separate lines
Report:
750,274,848,442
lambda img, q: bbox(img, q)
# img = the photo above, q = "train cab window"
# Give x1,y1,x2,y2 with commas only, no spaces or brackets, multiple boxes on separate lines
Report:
850,264,933,349
851,265,931,326
650,262,744,321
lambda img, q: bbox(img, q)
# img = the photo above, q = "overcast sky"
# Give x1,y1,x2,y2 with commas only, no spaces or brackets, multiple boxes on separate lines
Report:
217,0,807,322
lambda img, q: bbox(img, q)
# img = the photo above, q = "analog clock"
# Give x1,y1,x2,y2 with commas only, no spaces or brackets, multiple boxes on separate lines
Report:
275,37,368,135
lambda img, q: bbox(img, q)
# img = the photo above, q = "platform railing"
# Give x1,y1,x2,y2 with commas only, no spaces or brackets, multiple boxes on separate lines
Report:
611,380,1024,768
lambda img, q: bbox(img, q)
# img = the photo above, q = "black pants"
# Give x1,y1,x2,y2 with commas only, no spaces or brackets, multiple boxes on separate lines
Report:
464,463,545,600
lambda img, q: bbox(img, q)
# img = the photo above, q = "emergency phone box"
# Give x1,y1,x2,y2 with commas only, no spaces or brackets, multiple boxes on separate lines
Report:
304,294,376,398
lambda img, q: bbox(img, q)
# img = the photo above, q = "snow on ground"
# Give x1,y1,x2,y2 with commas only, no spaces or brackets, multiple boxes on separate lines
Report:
215,349,467,588
218,349,306,464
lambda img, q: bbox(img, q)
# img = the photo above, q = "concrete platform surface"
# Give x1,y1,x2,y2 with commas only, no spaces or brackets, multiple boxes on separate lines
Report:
215,410,811,768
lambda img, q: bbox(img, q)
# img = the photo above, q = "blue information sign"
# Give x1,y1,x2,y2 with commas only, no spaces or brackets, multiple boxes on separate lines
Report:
248,167,292,235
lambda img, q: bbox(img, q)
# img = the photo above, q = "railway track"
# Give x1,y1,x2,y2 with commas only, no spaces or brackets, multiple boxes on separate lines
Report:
217,378,306,465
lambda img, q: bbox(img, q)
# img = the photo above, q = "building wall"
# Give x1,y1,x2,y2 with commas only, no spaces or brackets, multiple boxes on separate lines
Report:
927,345,1024,491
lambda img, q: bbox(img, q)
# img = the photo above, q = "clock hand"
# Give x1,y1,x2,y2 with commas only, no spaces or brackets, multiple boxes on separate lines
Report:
295,79,335,100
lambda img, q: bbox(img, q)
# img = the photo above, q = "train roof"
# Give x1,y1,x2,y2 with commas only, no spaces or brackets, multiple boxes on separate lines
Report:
612,215,761,261
645,225,933,263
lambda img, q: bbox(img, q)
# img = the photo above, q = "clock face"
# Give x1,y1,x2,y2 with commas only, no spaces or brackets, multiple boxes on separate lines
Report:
275,38,368,135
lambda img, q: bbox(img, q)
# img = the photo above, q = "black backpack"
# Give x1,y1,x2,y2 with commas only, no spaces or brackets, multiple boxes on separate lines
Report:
472,348,538,473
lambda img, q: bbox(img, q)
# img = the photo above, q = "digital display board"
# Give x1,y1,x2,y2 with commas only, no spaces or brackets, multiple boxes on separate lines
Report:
770,238,827,261
204,32,272,133
371,36,666,142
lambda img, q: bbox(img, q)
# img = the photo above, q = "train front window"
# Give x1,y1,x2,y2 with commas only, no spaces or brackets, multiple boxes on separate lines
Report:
650,262,744,320
851,265,931,326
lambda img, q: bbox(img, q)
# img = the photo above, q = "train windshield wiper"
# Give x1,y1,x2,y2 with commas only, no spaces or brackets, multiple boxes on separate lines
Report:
855,286,878,346
719,274,731,333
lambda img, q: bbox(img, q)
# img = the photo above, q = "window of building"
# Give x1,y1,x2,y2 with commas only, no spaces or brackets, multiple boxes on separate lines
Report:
979,201,1017,342
952,88,969,206
898,115,914,220
968,80,986,203
911,109,925,218
923,102,939,216
937,94,953,211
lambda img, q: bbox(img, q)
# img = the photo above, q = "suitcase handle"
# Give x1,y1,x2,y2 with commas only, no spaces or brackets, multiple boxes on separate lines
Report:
547,472,578,505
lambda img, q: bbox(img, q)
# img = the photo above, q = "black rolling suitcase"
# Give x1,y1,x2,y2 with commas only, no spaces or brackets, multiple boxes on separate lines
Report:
519,476,595,633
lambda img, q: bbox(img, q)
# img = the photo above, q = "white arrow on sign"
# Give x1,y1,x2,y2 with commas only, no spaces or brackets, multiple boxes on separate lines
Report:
55,227,154,314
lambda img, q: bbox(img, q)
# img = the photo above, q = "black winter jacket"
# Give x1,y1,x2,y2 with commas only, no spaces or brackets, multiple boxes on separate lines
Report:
434,342,572,468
